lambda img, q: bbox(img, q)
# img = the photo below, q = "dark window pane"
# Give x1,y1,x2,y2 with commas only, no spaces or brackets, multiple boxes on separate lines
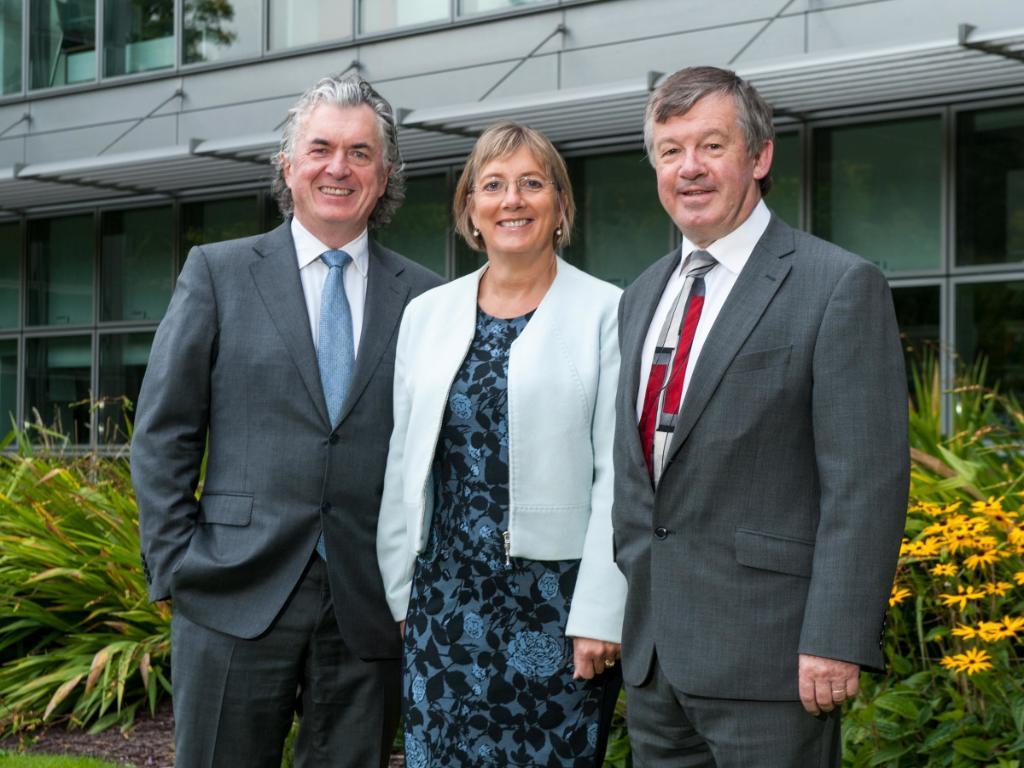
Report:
25,335,92,441
28,214,94,326
454,236,485,278
269,0,353,50
459,0,547,14
0,338,15,433
29,0,95,89
183,0,258,64
101,206,174,322
103,0,173,77
0,221,19,328
957,106,1024,266
813,117,942,272
181,196,261,265
99,331,153,444
956,281,1024,399
892,284,940,387
564,151,670,287
1,0,22,94
360,0,447,33
377,174,448,277
769,131,800,229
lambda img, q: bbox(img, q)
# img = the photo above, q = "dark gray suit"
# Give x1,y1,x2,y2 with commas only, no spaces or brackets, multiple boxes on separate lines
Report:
132,219,442,767
613,215,908,764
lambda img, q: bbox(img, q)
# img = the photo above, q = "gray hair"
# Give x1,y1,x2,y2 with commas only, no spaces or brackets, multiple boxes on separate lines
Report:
271,73,405,229
643,66,775,195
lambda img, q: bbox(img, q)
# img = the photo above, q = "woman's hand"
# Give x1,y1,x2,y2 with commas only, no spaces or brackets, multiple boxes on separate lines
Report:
399,620,405,638
572,637,621,680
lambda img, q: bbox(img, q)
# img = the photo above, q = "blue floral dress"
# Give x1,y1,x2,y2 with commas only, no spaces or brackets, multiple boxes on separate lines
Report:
402,308,617,768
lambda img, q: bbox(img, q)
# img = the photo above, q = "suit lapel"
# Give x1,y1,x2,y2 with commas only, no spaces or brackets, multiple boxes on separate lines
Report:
666,217,794,463
249,221,331,427
338,240,410,424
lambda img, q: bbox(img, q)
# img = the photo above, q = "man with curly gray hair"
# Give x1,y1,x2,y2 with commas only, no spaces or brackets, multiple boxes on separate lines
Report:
132,72,441,768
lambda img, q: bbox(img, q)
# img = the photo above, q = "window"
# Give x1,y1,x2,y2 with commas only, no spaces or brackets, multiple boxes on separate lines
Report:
1,0,21,94
101,206,174,322
183,0,259,65
27,215,94,327
459,0,548,16
181,196,262,265
98,331,153,443
891,284,940,386
770,131,801,229
24,335,92,440
103,0,174,77
564,150,671,287
0,338,15,434
956,281,1024,399
268,0,353,50
360,0,447,34
377,174,449,277
812,116,942,273
957,106,1024,267
29,0,96,89
0,222,18,328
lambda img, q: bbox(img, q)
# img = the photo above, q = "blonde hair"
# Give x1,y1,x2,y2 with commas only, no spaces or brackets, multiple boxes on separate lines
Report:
453,121,576,252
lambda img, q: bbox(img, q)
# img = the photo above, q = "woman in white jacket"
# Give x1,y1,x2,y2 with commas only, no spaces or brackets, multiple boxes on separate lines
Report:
377,122,625,767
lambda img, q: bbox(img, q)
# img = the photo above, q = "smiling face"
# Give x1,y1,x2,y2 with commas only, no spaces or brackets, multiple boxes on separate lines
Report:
651,91,772,248
468,145,562,262
281,103,388,247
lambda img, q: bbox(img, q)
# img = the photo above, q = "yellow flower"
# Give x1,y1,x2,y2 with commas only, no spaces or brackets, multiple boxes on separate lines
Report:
1014,572,1024,586
984,581,1013,597
931,563,957,577
904,539,943,558
971,496,1003,516
964,550,1003,570
959,647,994,675
951,624,978,639
889,586,911,606
940,654,964,672
1002,615,1024,637
977,621,1006,642
938,585,988,610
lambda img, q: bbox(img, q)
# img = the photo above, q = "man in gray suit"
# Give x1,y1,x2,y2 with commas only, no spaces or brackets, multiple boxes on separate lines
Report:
131,74,442,768
612,66,909,766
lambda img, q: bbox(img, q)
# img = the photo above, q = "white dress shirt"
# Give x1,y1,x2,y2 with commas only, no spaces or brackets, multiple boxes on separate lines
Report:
635,200,771,421
291,216,369,356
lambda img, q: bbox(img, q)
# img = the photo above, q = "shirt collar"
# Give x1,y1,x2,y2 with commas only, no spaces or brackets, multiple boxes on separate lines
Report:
291,215,369,277
679,199,771,276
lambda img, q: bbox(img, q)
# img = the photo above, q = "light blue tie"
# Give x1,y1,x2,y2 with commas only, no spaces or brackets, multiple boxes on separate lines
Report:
315,249,355,559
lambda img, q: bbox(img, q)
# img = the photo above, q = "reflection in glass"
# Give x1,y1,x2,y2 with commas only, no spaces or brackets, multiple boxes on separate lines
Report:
0,222,19,328
564,151,670,287
99,332,153,443
183,0,258,64
459,0,547,15
454,236,486,278
25,335,92,441
269,0,353,50
956,281,1024,400
104,0,174,77
1,0,22,94
891,284,940,390
101,207,174,322
29,0,96,89
770,131,801,229
360,0,447,34
813,117,942,273
28,215,94,327
181,196,261,267
957,106,1024,266
0,339,15,434
377,174,448,277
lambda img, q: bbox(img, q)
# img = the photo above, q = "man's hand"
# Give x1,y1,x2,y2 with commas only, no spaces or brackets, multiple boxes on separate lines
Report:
798,653,860,715
572,637,621,680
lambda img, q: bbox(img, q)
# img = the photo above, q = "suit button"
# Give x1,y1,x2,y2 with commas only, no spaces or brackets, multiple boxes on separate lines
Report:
329,433,340,445
320,502,331,514
654,526,669,540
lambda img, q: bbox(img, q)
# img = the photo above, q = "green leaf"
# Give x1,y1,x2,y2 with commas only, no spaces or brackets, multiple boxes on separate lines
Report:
952,737,993,760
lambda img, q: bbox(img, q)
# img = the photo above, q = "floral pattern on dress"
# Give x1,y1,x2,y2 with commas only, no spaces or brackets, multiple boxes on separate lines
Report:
402,308,613,768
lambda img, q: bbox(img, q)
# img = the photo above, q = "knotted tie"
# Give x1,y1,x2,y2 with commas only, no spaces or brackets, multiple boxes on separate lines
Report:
638,250,717,485
315,249,355,558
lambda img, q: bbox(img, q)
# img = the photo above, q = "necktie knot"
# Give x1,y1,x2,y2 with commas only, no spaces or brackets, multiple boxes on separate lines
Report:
685,249,717,279
321,249,352,270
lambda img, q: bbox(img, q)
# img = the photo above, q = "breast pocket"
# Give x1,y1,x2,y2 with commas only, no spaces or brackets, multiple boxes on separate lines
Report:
724,345,792,376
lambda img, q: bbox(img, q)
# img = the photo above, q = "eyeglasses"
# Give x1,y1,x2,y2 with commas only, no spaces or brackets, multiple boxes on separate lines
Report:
472,176,556,196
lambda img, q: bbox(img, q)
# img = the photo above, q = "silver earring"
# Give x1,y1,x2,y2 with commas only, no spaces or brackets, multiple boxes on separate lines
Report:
473,228,480,237
555,228,562,237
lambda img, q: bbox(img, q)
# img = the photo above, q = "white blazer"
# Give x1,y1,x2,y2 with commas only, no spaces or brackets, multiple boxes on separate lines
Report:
376,258,626,643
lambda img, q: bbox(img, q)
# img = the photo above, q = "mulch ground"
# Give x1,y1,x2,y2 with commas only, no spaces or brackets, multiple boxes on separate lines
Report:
0,704,405,767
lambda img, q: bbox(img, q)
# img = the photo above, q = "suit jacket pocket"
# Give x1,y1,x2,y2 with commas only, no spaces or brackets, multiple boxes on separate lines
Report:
725,345,792,375
734,527,813,578
198,493,253,526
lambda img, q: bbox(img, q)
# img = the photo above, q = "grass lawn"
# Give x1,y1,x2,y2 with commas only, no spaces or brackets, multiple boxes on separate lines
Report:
0,753,123,768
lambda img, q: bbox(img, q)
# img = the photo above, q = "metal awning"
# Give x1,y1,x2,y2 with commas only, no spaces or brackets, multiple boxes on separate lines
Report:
0,24,1022,217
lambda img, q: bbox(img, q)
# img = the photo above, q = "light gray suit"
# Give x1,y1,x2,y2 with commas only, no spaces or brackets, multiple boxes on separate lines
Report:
132,219,442,767
612,215,909,765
